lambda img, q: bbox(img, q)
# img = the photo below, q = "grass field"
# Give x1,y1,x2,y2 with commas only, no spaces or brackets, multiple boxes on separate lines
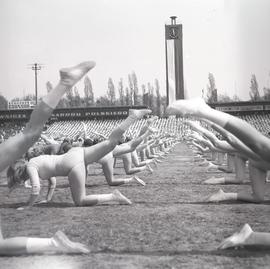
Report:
1,143,270,269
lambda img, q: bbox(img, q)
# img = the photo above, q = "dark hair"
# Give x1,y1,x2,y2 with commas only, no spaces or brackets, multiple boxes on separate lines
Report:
63,137,72,144
83,138,94,147
58,141,72,155
7,159,28,189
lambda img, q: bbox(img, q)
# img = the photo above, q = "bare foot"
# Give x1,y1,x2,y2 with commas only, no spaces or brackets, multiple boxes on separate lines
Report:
203,177,225,184
205,188,227,202
113,190,132,205
133,176,146,186
129,109,152,119
218,224,253,249
147,164,153,174
166,98,209,116
53,230,90,254
207,163,219,171
60,61,96,87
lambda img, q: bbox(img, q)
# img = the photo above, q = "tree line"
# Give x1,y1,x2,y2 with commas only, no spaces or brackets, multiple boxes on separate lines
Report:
0,72,167,116
205,72,270,103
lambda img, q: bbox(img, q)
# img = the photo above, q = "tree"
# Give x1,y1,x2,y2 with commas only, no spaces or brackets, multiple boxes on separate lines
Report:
128,74,134,105
125,87,131,105
217,93,233,103
263,87,270,100
147,82,154,112
131,72,139,105
66,87,74,107
155,79,161,116
107,78,116,105
46,81,53,93
206,73,218,103
73,86,82,107
0,94,8,110
96,95,110,106
84,76,94,106
118,78,125,105
249,74,260,101
142,84,148,106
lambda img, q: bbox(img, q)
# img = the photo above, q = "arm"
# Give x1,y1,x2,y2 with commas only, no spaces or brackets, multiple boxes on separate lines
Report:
26,166,41,206
46,177,56,202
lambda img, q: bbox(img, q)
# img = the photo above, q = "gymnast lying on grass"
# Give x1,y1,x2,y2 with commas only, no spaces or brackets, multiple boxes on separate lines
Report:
0,214,89,255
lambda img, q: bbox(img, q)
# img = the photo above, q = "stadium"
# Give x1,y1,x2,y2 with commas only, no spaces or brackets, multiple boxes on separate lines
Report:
1,1,270,268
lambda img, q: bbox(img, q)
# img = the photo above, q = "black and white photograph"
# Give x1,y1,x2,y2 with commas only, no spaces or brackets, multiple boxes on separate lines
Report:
0,0,270,268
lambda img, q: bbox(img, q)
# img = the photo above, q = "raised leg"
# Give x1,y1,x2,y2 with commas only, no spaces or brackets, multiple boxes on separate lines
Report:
0,61,95,172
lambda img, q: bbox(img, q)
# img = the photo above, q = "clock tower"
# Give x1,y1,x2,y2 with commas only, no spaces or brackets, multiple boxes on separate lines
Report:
165,16,184,105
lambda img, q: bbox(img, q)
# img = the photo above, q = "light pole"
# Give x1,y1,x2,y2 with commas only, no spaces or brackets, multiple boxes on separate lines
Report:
29,63,43,105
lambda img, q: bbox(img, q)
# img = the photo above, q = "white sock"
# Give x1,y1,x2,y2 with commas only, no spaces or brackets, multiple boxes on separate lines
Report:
26,238,56,254
118,116,137,131
42,83,69,109
96,193,114,204
123,178,133,183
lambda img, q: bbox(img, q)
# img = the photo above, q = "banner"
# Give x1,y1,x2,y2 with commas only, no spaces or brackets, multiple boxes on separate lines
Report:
166,40,176,104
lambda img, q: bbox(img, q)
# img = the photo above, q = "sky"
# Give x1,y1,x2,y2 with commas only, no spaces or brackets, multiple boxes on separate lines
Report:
0,0,270,102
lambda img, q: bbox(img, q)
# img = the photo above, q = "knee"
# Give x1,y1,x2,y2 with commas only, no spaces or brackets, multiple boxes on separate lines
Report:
252,192,265,203
107,181,118,186
73,197,84,206
23,123,43,142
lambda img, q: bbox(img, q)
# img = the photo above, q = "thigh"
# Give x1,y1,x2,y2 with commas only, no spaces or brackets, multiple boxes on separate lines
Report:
68,163,86,205
122,154,132,171
102,159,114,182
249,163,266,197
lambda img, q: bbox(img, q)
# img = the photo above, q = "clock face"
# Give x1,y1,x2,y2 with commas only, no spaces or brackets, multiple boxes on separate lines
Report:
169,27,179,39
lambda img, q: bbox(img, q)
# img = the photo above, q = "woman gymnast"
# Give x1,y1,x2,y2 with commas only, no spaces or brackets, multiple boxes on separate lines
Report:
0,61,95,173
0,214,89,255
167,98,270,203
7,109,151,208
187,120,247,184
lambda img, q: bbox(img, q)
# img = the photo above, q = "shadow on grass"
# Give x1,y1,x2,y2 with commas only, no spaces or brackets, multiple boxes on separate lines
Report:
91,247,270,258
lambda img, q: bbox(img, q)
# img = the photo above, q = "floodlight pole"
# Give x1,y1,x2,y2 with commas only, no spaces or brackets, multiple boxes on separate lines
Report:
30,63,43,105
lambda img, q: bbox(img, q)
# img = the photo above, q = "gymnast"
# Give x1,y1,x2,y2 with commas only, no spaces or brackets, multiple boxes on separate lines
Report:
0,61,95,173
187,120,248,184
167,98,270,203
0,214,89,255
7,109,151,208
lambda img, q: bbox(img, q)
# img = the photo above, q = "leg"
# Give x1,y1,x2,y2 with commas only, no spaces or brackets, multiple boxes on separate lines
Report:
205,188,237,202
84,109,151,164
131,151,152,167
236,163,266,203
122,153,151,175
0,215,88,255
234,155,247,183
167,98,270,162
68,164,131,206
0,61,95,172
102,159,145,186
